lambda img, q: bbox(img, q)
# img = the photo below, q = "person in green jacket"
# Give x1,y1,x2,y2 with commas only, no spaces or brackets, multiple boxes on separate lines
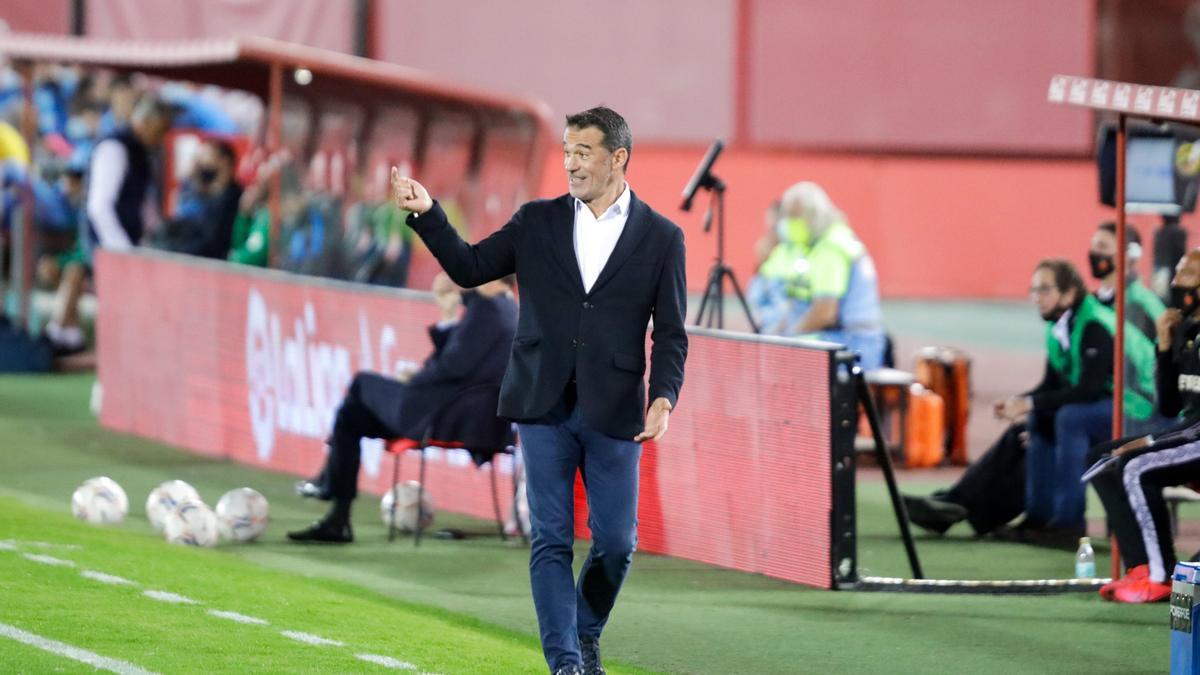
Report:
1089,221,1165,343
993,258,1157,543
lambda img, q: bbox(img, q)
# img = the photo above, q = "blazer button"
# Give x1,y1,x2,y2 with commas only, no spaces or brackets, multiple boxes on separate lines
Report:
583,301,593,309
572,339,578,346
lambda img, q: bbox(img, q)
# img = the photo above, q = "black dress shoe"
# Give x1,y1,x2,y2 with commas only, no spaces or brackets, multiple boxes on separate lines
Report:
580,636,605,675
286,519,353,543
295,479,330,500
902,495,967,535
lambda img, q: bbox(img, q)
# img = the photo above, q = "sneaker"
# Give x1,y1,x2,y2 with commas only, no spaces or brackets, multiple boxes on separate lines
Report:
902,495,968,535
1112,575,1172,604
580,635,605,675
1099,564,1148,601
553,665,584,675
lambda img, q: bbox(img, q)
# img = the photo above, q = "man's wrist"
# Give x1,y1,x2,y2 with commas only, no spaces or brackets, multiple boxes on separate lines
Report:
651,397,672,412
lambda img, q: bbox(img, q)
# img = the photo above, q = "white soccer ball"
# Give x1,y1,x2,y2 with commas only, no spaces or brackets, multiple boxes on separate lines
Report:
215,487,270,542
71,476,128,525
164,499,219,547
380,481,434,532
146,480,201,533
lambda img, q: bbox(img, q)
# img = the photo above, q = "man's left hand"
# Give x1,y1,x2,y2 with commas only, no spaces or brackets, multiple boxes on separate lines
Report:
635,398,672,442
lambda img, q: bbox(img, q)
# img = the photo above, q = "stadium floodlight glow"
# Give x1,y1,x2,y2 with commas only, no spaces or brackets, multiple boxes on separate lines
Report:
680,138,723,212
293,68,313,86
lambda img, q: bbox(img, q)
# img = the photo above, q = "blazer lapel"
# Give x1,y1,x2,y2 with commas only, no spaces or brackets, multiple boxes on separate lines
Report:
588,191,651,296
550,194,586,296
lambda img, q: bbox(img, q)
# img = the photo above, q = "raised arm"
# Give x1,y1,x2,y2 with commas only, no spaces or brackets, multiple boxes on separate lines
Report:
393,168,517,288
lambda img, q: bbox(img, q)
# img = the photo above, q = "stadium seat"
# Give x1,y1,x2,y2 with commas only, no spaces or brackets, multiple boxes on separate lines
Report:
384,383,523,546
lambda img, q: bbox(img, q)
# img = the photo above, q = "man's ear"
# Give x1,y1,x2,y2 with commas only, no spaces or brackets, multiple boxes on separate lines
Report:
613,147,628,171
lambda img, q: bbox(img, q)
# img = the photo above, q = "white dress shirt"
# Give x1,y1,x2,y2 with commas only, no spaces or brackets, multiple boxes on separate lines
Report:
573,183,631,293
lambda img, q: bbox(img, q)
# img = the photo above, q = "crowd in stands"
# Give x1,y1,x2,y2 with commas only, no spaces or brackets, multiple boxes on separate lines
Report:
0,64,422,354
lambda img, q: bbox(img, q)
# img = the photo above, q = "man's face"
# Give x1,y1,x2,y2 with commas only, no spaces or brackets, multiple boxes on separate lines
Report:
563,125,623,203
1031,267,1070,320
192,144,228,190
1174,253,1200,290
1089,229,1117,258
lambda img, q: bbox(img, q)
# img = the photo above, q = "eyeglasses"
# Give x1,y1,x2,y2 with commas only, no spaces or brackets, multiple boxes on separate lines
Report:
1029,285,1057,298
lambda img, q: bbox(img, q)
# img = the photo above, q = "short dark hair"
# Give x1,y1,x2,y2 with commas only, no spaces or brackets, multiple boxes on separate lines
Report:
565,106,632,170
1098,221,1142,248
1036,258,1087,299
206,139,237,168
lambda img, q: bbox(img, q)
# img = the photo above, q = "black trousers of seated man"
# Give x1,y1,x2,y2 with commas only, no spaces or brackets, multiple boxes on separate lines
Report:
931,422,1027,535
319,372,414,512
1088,422,1200,582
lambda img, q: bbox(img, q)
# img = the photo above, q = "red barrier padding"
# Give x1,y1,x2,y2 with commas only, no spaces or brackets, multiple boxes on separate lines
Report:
95,250,839,588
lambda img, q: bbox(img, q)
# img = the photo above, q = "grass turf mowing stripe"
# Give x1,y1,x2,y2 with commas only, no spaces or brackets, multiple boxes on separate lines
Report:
0,496,559,673
0,621,158,675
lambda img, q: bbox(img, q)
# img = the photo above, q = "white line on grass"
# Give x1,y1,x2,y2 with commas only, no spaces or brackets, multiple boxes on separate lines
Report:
81,570,138,586
0,621,159,675
142,590,198,605
280,630,345,647
22,553,74,567
207,610,269,625
0,540,18,551
355,653,418,670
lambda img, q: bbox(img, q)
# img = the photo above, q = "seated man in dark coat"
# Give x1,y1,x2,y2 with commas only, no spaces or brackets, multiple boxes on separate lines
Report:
288,272,517,543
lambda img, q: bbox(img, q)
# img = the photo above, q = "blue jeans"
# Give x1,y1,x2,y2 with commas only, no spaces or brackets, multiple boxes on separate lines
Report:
1025,399,1113,530
518,405,641,672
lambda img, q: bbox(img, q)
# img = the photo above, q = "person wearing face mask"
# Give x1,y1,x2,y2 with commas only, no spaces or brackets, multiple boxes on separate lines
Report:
1088,249,1200,603
1089,221,1165,343
289,273,518,543
162,138,243,259
748,199,812,333
770,182,885,368
991,259,1157,546
902,259,1155,540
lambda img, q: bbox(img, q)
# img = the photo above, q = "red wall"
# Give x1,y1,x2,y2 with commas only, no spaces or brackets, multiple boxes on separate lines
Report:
540,146,1174,299
374,0,736,143
1,0,70,33
85,0,353,53
746,0,1096,153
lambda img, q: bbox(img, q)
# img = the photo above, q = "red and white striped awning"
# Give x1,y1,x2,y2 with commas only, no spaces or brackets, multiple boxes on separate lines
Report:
1047,74,1200,124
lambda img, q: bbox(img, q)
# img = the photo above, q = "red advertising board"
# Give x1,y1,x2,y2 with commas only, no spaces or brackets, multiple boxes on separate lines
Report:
96,250,843,588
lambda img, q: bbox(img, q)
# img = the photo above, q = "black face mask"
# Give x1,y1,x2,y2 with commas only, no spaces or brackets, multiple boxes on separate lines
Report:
1088,252,1115,280
1170,285,1200,313
195,167,218,185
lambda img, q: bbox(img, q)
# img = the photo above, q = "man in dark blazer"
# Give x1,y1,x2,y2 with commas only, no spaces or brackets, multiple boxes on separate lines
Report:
392,106,687,675
287,272,517,543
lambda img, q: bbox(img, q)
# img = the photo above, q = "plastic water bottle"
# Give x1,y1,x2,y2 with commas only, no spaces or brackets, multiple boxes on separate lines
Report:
1075,537,1096,578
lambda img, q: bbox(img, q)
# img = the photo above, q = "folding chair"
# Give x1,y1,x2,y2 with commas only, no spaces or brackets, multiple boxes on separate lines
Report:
384,383,523,546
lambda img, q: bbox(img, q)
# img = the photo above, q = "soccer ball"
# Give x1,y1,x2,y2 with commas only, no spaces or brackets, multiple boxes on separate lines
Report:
215,487,270,542
380,481,434,532
146,480,201,533
164,499,219,547
70,476,128,525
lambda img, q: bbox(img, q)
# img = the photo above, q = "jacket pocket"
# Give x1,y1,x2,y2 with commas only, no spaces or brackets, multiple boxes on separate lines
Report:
612,352,645,374
513,336,540,347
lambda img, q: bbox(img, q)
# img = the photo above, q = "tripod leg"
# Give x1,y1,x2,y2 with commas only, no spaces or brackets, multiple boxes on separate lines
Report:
722,268,761,334
693,266,719,327
855,369,923,579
